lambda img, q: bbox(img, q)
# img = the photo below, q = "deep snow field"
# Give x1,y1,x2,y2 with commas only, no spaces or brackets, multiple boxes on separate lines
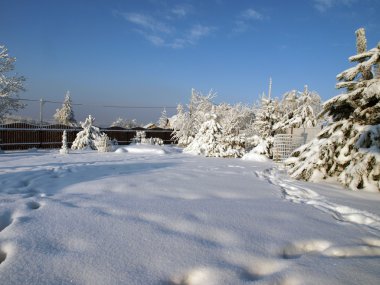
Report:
0,144,379,285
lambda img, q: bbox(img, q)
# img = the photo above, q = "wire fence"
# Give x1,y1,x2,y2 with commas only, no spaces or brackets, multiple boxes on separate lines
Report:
273,134,304,162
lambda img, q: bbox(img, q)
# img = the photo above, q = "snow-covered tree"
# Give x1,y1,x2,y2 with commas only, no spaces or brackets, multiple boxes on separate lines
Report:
0,44,25,122
158,108,169,128
248,93,281,158
253,93,281,139
60,130,69,154
184,110,246,158
216,103,255,136
53,91,77,126
71,115,102,150
286,28,380,191
94,133,112,152
110,117,140,128
274,85,321,132
172,89,215,146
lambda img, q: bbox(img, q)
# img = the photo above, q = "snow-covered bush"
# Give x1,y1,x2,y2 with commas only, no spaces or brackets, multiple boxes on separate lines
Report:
132,131,163,145
0,44,25,122
59,130,69,154
71,115,102,150
53,91,77,126
286,28,380,191
94,133,112,152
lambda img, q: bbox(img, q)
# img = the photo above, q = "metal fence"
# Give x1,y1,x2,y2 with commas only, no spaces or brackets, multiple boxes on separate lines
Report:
0,123,175,150
273,134,304,162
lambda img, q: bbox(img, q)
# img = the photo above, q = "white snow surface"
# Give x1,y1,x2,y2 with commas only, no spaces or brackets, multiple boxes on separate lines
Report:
0,146,379,285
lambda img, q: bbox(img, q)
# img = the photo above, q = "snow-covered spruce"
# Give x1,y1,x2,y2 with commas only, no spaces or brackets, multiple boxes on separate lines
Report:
53,91,77,126
286,28,380,192
248,93,281,158
184,112,245,158
60,130,69,154
71,115,103,150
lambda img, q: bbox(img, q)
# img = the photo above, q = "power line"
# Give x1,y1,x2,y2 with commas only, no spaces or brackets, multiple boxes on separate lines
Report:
17,98,177,109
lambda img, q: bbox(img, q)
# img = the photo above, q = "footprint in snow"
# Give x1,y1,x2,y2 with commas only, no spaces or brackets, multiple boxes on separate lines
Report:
0,211,13,233
26,201,41,210
0,248,6,265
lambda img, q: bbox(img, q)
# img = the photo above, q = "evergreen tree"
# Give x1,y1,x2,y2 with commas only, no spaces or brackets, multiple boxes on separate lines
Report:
286,28,380,191
0,44,25,122
249,94,281,158
71,115,102,150
184,110,246,158
54,91,77,126
184,112,224,157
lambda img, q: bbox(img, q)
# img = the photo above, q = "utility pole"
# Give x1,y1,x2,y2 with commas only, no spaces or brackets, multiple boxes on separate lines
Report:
39,98,45,126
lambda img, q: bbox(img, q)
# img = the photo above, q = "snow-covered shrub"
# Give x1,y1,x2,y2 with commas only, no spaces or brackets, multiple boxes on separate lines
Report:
132,131,146,143
94,133,112,152
53,91,77,126
59,130,69,154
286,28,380,191
71,115,102,150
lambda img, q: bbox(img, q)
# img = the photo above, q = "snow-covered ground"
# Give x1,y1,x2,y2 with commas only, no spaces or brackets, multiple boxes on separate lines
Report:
0,145,379,285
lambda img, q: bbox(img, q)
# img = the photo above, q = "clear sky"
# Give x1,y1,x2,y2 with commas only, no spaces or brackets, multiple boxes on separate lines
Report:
1,0,379,125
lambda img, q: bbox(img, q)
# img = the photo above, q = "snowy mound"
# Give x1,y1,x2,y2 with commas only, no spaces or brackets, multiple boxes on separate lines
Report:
115,143,167,155
242,151,269,162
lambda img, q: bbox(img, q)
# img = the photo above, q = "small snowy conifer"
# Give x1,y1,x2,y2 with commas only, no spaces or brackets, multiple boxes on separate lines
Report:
54,91,77,126
71,115,102,150
60,130,69,154
158,108,169,128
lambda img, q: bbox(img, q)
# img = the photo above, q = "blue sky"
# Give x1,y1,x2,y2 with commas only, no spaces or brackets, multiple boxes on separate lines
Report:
1,0,379,124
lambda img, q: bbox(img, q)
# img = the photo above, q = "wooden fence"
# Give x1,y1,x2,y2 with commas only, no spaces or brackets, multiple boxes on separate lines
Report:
0,123,175,150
